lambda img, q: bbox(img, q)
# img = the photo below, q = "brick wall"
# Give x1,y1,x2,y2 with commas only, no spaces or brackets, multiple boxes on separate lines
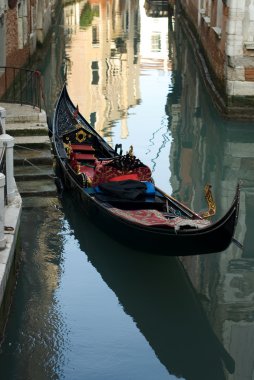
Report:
6,7,30,68
245,68,254,81
180,1,227,89
200,21,226,84
178,0,254,102
0,4,31,98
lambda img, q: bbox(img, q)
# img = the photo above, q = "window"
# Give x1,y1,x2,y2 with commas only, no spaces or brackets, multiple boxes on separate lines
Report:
200,0,212,25
212,0,223,37
18,0,28,49
151,33,161,52
92,4,99,17
91,61,99,85
0,8,5,68
92,26,99,45
216,0,223,30
90,112,96,128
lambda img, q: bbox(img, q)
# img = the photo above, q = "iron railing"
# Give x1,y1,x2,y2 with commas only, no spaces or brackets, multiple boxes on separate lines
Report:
0,66,45,111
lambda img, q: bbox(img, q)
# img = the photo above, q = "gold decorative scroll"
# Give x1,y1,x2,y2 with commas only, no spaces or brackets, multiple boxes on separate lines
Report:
128,145,134,156
199,184,216,219
64,141,72,158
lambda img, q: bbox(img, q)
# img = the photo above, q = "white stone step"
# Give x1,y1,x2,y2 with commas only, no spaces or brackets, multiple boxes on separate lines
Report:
0,102,47,123
14,135,51,145
6,122,48,132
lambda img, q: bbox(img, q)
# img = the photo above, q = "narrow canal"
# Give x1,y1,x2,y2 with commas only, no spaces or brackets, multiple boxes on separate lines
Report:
0,1,254,379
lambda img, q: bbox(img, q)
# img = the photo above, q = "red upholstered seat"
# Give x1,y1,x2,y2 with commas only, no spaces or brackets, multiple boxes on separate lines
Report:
91,160,152,186
72,153,96,161
109,174,139,182
71,144,95,152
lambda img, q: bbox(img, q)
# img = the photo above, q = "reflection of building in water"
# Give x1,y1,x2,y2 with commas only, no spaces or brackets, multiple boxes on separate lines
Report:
19,206,67,379
218,127,254,380
144,0,172,18
167,16,254,380
140,1,171,72
221,259,254,380
64,0,141,144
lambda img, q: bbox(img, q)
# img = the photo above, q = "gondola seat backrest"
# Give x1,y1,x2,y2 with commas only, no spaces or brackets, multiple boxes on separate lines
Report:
91,159,152,187
67,142,96,172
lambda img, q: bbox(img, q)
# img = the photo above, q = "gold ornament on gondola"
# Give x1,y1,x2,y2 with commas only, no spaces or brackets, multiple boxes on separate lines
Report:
76,129,86,143
76,163,81,174
128,145,134,156
199,184,216,218
64,141,72,158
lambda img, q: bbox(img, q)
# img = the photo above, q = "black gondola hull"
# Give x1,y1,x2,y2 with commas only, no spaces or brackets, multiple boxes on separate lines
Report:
56,157,239,256
52,84,240,256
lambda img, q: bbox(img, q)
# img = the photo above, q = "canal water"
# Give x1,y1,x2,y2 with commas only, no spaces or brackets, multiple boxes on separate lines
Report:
1,1,254,379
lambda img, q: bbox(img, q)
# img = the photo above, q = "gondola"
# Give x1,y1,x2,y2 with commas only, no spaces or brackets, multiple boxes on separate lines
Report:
52,84,240,256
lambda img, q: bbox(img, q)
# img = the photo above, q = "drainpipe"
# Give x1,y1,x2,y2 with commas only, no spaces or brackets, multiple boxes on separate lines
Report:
0,134,16,203
0,173,6,250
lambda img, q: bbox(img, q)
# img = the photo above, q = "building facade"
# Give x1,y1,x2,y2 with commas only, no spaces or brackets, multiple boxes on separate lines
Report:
177,0,254,118
0,0,55,97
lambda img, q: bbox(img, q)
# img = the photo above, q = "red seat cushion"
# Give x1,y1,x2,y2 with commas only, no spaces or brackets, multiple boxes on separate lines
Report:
71,144,95,152
109,174,139,182
72,153,96,161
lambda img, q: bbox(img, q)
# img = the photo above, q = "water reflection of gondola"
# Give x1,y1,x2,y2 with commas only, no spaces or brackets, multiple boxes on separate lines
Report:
61,192,235,380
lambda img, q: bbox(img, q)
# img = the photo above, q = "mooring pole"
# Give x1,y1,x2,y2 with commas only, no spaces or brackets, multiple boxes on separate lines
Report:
0,134,16,203
0,173,6,250
0,107,6,133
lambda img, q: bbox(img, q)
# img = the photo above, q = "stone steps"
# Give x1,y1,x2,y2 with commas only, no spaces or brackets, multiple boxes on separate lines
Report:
14,135,51,148
14,146,53,165
1,102,58,207
0,103,46,123
14,164,55,180
16,179,57,197
5,122,49,137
